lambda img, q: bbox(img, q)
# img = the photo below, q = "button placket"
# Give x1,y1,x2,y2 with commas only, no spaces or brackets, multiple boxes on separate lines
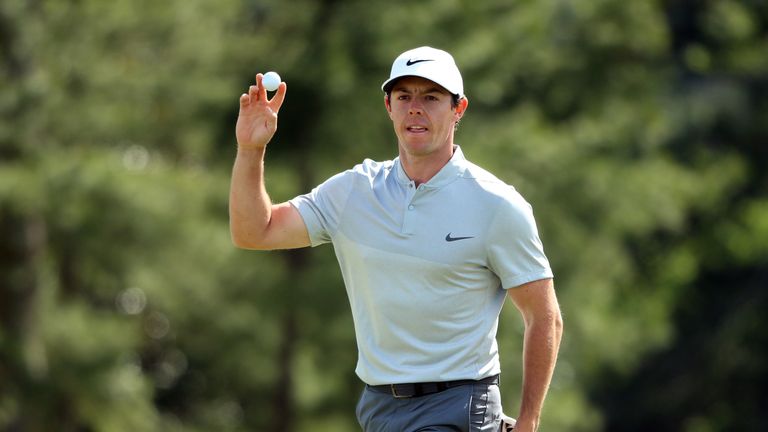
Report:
402,182,419,234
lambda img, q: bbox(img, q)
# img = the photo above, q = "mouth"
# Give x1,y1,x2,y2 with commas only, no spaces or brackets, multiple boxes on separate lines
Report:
406,125,428,133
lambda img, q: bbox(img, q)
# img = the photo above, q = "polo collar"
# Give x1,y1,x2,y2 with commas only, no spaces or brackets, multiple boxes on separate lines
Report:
393,145,468,189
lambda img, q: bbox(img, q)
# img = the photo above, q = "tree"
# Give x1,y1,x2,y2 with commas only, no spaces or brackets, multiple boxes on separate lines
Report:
2,0,767,431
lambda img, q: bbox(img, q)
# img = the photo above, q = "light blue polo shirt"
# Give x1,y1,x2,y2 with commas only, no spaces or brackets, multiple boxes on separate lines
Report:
289,146,553,385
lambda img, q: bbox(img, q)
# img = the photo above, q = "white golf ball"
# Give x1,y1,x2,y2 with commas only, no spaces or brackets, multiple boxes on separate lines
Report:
262,71,281,92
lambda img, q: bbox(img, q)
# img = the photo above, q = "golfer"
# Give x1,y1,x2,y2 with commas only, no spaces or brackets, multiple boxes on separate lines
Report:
230,46,563,432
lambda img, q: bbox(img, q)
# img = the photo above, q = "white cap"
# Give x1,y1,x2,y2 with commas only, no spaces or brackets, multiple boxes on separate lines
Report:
381,46,464,98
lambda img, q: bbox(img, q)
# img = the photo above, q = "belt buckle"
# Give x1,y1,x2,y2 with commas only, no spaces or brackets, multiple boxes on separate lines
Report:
390,384,412,398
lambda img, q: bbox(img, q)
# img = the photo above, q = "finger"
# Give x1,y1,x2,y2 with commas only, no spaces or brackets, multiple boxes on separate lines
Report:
239,93,250,108
248,85,259,101
269,82,287,111
255,73,267,100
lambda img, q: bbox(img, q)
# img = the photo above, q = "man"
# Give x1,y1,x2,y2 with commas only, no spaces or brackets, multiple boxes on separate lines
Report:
230,46,563,432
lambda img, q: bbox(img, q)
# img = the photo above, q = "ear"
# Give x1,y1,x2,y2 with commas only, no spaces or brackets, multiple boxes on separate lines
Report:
384,94,393,118
455,97,468,120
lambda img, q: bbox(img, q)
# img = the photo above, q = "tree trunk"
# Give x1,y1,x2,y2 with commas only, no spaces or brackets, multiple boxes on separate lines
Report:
0,207,49,429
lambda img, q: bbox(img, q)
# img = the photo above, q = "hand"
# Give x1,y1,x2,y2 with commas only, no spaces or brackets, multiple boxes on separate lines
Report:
235,73,287,149
501,414,517,431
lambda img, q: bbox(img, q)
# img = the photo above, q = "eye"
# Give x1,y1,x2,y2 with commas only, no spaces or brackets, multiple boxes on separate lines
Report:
426,95,439,101
397,94,409,101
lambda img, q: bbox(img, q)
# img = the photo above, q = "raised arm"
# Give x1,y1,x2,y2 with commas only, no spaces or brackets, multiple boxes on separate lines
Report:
506,278,563,432
229,74,310,250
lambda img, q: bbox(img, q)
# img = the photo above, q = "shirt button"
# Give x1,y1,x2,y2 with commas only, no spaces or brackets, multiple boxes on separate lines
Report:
408,205,415,210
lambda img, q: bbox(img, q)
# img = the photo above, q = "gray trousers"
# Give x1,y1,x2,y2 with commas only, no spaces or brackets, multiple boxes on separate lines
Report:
355,382,503,432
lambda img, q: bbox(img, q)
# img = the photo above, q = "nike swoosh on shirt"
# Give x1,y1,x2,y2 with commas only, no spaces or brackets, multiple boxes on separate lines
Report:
445,233,474,242
406,59,434,66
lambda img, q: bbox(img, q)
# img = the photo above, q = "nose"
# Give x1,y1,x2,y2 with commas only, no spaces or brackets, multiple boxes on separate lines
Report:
408,99,423,115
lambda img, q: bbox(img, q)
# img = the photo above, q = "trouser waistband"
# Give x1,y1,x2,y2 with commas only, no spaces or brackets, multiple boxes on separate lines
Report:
367,374,500,399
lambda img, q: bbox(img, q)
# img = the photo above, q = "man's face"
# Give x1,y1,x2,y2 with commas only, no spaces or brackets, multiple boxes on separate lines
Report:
385,76,467,158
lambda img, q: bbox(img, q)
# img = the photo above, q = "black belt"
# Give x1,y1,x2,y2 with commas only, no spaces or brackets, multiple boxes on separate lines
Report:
368,374,499,399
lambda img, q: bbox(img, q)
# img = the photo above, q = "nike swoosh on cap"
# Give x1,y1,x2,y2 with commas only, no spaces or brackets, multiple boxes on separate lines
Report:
406,59,434,66
445,233,474,242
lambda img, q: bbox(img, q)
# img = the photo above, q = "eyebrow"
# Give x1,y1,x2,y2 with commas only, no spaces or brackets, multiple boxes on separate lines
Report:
392,85,447,95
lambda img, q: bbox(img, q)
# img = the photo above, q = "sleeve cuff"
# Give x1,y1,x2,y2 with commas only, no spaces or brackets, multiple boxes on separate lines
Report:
502,269,554,289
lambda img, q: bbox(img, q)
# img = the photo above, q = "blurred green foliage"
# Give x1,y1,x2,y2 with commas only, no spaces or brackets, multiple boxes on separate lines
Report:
1,0,767,431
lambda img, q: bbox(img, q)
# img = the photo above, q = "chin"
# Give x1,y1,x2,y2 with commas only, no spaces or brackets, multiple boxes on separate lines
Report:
401,141,436,156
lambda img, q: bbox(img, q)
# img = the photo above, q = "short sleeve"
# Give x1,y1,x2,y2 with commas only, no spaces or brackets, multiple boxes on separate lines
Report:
486,191,553,288
289,170,354,247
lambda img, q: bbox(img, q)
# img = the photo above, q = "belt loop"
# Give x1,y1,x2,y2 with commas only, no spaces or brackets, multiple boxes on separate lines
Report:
391,384,410,398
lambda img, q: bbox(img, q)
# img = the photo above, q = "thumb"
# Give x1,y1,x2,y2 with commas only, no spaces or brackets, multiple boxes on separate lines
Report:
269,82,287,111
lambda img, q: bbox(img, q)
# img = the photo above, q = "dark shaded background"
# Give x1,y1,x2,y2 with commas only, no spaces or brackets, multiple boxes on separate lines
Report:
1,0,767,430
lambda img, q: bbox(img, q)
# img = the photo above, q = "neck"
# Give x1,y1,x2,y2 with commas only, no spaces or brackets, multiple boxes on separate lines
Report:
398,144,455,187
